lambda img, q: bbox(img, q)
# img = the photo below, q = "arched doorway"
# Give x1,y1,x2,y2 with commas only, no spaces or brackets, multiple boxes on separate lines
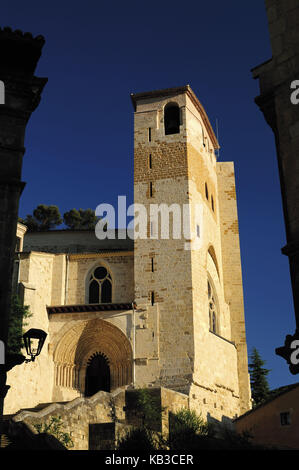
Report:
53,319,133,395
85,353,110,396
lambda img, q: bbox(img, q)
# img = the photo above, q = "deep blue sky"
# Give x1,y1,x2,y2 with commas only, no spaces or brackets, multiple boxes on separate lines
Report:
2,1,297,390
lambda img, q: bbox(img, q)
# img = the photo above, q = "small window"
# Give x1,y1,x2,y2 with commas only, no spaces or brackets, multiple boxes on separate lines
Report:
16,236,21,252
151,258,154,272
280,412,291,426
205,183,209,200
149,154,152,169
164,103,180,135
149,182,153,197
208,280,218,334
148,128,152,142
150,221,154,237
151,291,155,306
211,196,214,212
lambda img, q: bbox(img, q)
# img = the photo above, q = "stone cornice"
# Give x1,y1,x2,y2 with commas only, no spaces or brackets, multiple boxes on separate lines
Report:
69,251,134,260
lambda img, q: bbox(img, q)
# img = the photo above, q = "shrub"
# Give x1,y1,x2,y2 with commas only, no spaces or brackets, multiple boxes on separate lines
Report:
33,416,74,449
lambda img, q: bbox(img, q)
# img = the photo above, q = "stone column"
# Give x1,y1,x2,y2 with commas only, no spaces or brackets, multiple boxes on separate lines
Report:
0,27,47,349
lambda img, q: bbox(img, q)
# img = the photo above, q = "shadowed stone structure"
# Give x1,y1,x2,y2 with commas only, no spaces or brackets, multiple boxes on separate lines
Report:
252,1,299,362
0,27,47,348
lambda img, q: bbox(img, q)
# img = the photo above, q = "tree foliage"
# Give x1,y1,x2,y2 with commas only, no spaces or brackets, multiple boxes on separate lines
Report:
134,388,164,428
117,427,157,452
20,205,100,231
63,208,98,230
249,347,271,407
7,295,32,354
20,204,62,232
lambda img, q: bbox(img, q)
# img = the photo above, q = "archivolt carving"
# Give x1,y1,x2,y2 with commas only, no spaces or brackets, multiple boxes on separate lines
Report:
53,319,132,392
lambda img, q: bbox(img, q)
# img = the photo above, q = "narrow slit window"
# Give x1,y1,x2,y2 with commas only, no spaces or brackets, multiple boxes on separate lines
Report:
150,182,153,197
149,154,152,169
205,183,209,200
148,127,151,142
151,258,154,272
211,196,215,212
151,291,155,306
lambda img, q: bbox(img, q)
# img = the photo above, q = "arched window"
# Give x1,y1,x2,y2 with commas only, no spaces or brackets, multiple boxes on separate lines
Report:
88,265,112,303
208,280,218,334
164,103,180,135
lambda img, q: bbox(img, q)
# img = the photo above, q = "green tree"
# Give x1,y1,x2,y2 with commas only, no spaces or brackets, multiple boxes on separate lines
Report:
7,295,32,354
63,208,98,230
135,388,164,428
20,204,62,231
169,408,212,450
249,347,271,407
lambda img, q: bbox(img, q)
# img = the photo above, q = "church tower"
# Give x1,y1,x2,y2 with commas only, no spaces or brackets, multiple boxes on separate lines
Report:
131,86,251,419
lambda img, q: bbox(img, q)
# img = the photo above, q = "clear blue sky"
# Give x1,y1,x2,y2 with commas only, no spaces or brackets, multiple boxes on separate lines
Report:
2,0,297,390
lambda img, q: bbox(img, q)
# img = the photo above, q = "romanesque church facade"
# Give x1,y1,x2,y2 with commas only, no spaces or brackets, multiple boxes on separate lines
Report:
6,86,251,423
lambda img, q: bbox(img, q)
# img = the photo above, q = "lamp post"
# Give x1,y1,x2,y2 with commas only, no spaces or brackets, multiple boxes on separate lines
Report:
0,328,47,445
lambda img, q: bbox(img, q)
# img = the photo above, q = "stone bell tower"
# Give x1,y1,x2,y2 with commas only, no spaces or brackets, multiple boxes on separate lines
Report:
0,27,47,351
131,86,251,420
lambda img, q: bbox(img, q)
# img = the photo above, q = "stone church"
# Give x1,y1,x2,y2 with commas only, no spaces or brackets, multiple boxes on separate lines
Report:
6,85,251,424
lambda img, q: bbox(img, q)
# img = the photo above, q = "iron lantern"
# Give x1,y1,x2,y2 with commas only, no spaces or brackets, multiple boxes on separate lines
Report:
23,328,47,362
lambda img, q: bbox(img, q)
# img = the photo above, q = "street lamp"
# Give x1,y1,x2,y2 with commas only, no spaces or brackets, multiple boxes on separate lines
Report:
23,328,47,363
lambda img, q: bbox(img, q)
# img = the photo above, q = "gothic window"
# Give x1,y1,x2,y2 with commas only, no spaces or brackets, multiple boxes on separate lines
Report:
164,103,180,135
208,280,218,334
88,265,112,303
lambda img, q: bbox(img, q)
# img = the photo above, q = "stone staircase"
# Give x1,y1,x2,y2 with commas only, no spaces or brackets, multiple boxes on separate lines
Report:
3,386,189,450
3,387,128,450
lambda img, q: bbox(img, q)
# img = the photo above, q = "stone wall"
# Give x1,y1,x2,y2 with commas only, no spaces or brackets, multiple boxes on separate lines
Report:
7,386,190,450
5,251,56,414
10,387,126,451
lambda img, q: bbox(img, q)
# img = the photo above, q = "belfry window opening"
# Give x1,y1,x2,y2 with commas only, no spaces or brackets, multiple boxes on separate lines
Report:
164,103,180,135
88,265,112,303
